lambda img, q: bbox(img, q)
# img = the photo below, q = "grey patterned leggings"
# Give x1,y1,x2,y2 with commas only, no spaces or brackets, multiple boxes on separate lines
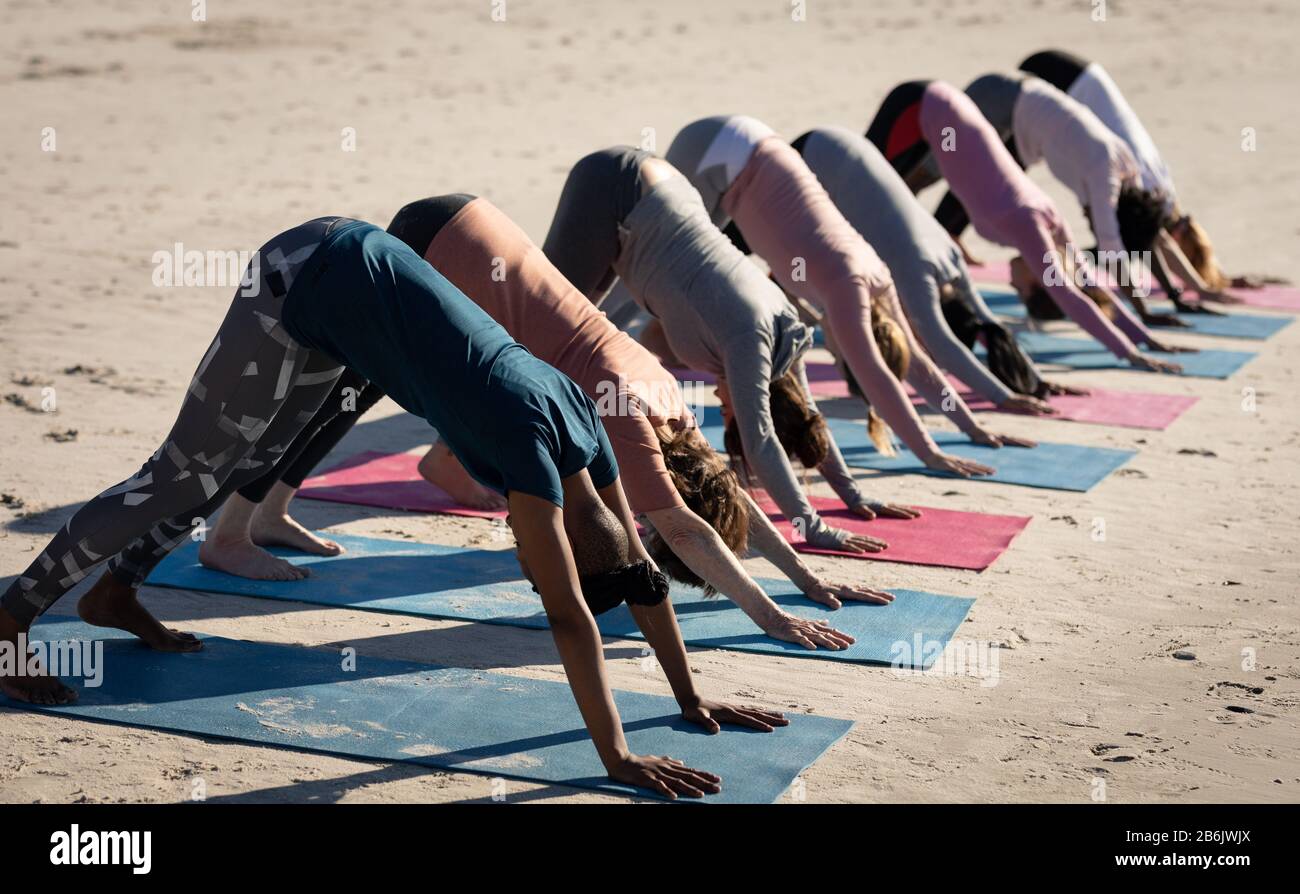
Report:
0,218,349,627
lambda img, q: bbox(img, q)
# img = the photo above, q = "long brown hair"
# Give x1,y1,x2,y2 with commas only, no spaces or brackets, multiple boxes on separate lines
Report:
724,367,830,477
1012,256,1120,324
644,429,750,596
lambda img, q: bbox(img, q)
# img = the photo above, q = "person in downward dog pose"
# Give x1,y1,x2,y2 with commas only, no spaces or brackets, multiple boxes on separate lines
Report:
543,146,935,559
951,72,1237,325
785,124,1080,410
1,217,784,800
665,116,1032,457
866,81,1191,374
1019,49,1282,294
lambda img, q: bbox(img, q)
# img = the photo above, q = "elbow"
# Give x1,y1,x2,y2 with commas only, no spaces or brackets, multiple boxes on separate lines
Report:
665,524,716,556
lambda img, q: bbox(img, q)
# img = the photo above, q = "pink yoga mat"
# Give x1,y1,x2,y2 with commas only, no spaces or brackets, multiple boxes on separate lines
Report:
758,495,1028,571
299,450,507,519
968,261,1300,312
803,361,1197,430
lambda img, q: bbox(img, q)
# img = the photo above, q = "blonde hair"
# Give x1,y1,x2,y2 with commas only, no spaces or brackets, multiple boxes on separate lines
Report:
866,297,910,456
1172,216,1230,291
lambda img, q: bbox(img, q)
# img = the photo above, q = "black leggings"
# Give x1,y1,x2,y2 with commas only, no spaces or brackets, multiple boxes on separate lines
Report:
1018,49,1087,93
864,80,932,180
235,369,386,503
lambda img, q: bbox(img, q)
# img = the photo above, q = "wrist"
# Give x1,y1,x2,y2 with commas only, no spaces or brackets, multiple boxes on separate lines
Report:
792,562,822,593
675,691,703,712
601,744,633,774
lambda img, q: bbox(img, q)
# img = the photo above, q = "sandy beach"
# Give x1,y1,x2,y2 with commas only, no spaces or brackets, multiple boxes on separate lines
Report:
1,0,1297,804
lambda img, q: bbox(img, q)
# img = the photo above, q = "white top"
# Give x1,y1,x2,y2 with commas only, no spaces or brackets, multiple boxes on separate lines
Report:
1013,77,1141,257
1068,62,1178,213
698,115,775,186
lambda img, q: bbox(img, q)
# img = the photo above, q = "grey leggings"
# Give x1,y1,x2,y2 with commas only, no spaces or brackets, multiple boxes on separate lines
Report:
0,218,348,626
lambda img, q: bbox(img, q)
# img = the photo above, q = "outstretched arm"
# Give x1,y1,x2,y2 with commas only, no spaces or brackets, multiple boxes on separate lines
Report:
509,490,717,799
720,341,878,551
899,268,1020,408
643,505,856,647
594,480,791,735
508,491,628,768
820,282,995,475
1155,230,1240,303
875,283,1031,447
1023,224,1181,373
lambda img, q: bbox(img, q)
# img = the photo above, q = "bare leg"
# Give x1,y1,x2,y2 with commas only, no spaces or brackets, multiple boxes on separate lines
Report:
198,494,309,581
76,570,203,652
0,606,78,704
249,480,344,557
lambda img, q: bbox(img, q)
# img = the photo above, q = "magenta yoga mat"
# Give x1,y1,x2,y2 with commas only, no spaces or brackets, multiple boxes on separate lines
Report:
756,494,1028,571
299,450,507,519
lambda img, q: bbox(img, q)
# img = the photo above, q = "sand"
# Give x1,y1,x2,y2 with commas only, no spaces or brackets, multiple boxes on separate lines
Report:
0,0,1296,803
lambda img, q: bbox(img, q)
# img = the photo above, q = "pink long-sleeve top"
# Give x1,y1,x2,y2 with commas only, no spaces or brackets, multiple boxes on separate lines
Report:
721,134,943,459
919,80,1148,358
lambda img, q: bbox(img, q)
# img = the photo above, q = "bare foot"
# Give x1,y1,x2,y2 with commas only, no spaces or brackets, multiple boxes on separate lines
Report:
0,608,79,704
418,447,507,510
250,510,343,557
198,535,308,581
76,571,203,653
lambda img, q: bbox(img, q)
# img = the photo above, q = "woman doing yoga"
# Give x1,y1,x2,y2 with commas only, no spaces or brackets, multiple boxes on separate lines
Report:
952,72,1233,325
1019,49,1281,294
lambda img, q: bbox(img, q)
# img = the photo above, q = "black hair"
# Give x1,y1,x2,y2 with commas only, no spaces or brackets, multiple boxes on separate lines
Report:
941,292,1047,398
1116,185,1171,254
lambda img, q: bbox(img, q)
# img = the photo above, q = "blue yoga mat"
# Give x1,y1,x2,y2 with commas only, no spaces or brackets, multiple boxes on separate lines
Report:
696,405,1134,492
146,535,974,669
1009,331,1255,379
979,286,1289,340
9,618,851,803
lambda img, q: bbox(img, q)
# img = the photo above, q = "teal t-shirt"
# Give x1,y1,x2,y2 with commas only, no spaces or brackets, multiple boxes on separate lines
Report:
282,221,617,506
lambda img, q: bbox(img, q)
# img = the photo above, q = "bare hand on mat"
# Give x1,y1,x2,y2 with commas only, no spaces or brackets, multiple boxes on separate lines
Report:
681,697,789,734
763,611,857,650
970,428,1037,449
610,754,721,799
923,451,995,477
850,501,921,521
1128,353,1183,375
805,580,895,609
1000,393,1056,415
